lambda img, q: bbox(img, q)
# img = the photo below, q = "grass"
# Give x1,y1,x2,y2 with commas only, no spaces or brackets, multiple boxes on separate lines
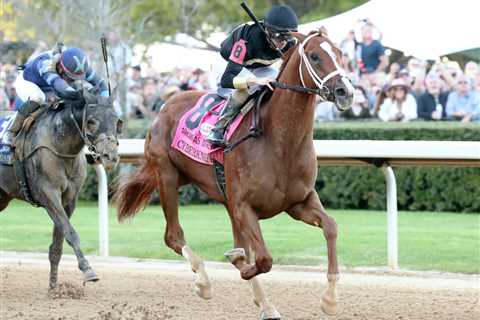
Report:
0,201,478,273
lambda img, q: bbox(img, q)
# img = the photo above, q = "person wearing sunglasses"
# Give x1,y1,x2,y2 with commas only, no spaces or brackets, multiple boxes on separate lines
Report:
207,5,298,147
4,46,109,147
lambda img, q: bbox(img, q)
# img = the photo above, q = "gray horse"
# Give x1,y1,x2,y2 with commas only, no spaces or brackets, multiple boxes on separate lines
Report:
0,92,121,288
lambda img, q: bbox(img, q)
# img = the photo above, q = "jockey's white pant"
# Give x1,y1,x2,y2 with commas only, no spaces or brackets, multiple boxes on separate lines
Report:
216,66,278,99
14,72,46,104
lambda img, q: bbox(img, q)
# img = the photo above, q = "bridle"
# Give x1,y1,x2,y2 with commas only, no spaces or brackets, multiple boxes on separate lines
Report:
298,33,344,99
69,102,114,162
274,33,346,102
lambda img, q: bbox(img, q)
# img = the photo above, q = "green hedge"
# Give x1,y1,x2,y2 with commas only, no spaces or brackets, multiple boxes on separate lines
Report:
80,120,480,213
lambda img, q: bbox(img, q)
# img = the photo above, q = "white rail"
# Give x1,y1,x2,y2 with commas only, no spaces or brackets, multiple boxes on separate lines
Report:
91,139,480,269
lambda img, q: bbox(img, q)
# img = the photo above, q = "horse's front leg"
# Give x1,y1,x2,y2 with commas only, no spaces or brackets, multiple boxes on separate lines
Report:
227,242,282,320
227,203,273,280
41,189,98,285
286,191,339,315
48,200,79,288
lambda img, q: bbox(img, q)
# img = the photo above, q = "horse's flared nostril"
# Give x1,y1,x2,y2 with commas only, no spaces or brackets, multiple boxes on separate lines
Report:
334,87,347,97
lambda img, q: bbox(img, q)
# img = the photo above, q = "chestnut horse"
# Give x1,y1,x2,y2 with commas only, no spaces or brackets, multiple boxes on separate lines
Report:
116,31,353,319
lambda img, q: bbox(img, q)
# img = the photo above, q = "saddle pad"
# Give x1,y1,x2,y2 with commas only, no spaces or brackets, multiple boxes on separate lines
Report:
171,93,246,165
0,113,16,165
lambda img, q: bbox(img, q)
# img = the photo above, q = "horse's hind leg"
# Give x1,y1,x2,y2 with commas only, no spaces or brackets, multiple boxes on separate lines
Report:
156,158,212,299
286,191,339,315
48,225,64,288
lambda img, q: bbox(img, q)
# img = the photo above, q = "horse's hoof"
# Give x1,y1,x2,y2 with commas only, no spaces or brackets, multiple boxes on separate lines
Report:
83,269,99,284
320,295,338,315
260,310,281,320
194,282,212,300
194,276,212,299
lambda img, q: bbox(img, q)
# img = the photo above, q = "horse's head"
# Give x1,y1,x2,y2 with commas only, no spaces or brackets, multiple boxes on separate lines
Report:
80,91,122,170
292,31,354,111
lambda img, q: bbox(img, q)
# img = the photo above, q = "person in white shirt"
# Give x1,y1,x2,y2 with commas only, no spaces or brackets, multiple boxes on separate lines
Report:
378,78,418,122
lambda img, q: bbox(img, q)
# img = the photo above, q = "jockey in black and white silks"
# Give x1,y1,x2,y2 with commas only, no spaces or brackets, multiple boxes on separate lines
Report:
206,5,298,147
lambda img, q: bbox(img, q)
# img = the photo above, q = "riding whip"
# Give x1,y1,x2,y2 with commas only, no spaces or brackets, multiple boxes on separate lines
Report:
100,34,112,96
240,1,284,58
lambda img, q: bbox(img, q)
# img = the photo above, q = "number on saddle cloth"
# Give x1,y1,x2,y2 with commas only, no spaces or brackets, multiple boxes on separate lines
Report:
185,94,225,130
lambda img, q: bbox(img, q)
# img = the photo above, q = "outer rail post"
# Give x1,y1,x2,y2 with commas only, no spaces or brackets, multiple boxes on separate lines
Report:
381,164,398,270
95,164,109,257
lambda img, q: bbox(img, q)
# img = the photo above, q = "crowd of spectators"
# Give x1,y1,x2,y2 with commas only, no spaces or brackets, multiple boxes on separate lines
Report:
316,20,480,123
1,20,480,123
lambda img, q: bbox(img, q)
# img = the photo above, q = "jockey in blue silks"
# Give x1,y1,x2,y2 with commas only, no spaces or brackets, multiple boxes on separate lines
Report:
4,46,109,146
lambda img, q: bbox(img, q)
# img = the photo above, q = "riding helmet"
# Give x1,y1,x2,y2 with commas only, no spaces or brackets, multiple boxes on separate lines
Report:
264,5,298,32
59,47,89,80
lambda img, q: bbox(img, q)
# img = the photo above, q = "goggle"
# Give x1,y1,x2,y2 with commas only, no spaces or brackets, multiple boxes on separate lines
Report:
268,29,293,42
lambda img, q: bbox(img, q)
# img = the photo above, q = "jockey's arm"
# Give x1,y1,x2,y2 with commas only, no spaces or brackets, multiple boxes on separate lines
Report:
85,69,109,97
38,59,81,100
220,61,246,89
220,62,274,91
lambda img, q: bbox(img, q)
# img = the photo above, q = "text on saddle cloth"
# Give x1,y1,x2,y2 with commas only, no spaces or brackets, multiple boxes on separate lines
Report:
171,93,247,165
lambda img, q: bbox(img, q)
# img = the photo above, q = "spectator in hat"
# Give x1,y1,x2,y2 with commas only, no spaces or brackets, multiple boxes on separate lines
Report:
446,74,477,122
378,78,418,122
416,74,449,121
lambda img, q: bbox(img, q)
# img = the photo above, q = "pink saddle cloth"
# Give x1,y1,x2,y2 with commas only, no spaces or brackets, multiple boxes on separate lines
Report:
171,93,246,165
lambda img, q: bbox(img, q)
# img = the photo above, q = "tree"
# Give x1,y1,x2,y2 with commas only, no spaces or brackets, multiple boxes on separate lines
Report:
126,0,367,47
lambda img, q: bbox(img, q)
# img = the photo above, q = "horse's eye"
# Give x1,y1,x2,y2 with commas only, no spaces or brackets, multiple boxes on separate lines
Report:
310,52,321,63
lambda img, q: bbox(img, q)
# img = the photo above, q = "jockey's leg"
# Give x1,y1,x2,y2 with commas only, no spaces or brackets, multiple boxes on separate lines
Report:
4,73,45,146
206,89,249,147
3,100,41,146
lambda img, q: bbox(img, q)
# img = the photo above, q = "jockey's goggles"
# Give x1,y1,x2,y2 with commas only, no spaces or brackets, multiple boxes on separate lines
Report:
267,29,294,42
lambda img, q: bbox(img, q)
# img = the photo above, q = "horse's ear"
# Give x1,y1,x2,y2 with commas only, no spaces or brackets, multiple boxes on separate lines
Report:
292,32,306,43
318,26,328,37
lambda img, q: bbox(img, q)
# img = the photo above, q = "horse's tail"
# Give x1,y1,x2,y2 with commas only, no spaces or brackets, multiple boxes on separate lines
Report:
115,159,159,222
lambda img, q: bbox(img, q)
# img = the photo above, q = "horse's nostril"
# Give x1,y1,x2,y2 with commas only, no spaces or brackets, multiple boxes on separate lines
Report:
334,87,346,97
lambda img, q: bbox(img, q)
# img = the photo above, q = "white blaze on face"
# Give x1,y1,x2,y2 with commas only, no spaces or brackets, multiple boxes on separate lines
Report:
319,41,355,95
319,41,342,72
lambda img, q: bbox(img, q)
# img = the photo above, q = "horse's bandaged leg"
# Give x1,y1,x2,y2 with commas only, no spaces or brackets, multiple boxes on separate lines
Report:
224,247,247,268
182,245,212,300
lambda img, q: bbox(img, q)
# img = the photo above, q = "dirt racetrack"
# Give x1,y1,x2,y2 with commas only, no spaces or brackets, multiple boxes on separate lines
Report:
1,252,478,320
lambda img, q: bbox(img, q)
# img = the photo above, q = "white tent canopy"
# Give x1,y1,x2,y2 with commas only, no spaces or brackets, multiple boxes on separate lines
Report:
299,0,479,60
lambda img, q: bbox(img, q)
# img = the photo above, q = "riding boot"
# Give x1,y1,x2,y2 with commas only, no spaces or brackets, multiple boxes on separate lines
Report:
206,96,243,147
3,100,41,147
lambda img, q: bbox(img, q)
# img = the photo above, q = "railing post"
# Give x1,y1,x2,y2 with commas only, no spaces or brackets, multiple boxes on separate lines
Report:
381,164,398,270
94,164,109,257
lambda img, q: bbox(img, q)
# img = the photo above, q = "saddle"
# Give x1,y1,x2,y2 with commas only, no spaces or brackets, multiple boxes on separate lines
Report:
172,88,271,199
